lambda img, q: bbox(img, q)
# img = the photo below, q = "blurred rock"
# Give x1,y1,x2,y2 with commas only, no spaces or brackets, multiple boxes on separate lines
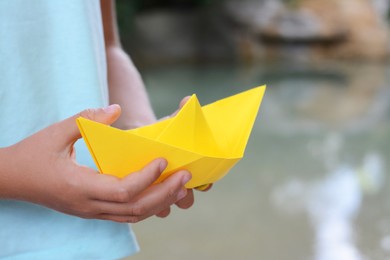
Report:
303,0,389,60
124,0,390,65
223,0,390,61
260,6,347,43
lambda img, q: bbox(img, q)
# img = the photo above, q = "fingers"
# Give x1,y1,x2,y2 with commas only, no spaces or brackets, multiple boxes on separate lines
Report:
175,189,194,209
157,96,191,122
85,158,167,202
55,104,121,147
80,157,192,222
120,170,191,218
179,96,191,109
97,187,194,222
146,190,193,218
87,170,191,223
156,207,171,218
167,96,192,119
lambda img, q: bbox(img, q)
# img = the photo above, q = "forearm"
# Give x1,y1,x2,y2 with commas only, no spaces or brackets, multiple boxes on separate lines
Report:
0,145,23,199
107,46,156,129
0,147,11,198
101,0,155,129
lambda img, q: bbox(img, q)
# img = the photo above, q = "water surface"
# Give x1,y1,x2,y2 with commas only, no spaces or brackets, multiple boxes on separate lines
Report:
129,61,390,260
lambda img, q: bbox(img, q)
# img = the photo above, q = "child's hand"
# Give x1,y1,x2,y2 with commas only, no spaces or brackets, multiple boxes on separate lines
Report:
155,184,213,218
0,105,192,223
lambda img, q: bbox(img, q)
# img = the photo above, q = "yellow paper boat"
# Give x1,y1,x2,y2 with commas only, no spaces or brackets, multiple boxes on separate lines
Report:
76,86,266,188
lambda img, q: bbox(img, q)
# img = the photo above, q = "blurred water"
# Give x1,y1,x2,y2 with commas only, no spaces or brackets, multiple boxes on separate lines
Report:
129,61,390,260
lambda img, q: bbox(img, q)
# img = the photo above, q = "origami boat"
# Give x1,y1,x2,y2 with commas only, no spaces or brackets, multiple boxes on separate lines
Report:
76,86,266,188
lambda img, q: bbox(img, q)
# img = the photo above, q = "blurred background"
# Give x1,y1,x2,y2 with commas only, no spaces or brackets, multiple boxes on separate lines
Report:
118,0,390,259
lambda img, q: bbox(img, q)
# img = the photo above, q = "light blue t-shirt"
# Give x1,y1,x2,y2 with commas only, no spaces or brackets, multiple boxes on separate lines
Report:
0,1,139,258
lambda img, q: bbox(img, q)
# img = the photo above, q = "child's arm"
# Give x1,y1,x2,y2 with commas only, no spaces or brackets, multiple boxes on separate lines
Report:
101,0,156,130
0,106,192,223
100,0,207,215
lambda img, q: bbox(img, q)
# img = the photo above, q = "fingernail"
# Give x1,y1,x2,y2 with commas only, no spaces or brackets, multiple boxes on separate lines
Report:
103,104,119,113
159,159,168,172
181,171,192,186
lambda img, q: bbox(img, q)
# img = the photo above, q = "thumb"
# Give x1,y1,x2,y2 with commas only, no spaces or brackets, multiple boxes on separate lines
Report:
160,96,191,121
54,104,121,147
179,96,191,109
173,96,191,116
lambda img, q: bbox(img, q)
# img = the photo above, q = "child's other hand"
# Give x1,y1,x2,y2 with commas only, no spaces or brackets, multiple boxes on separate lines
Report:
157,96,191,122
0,105,192,223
